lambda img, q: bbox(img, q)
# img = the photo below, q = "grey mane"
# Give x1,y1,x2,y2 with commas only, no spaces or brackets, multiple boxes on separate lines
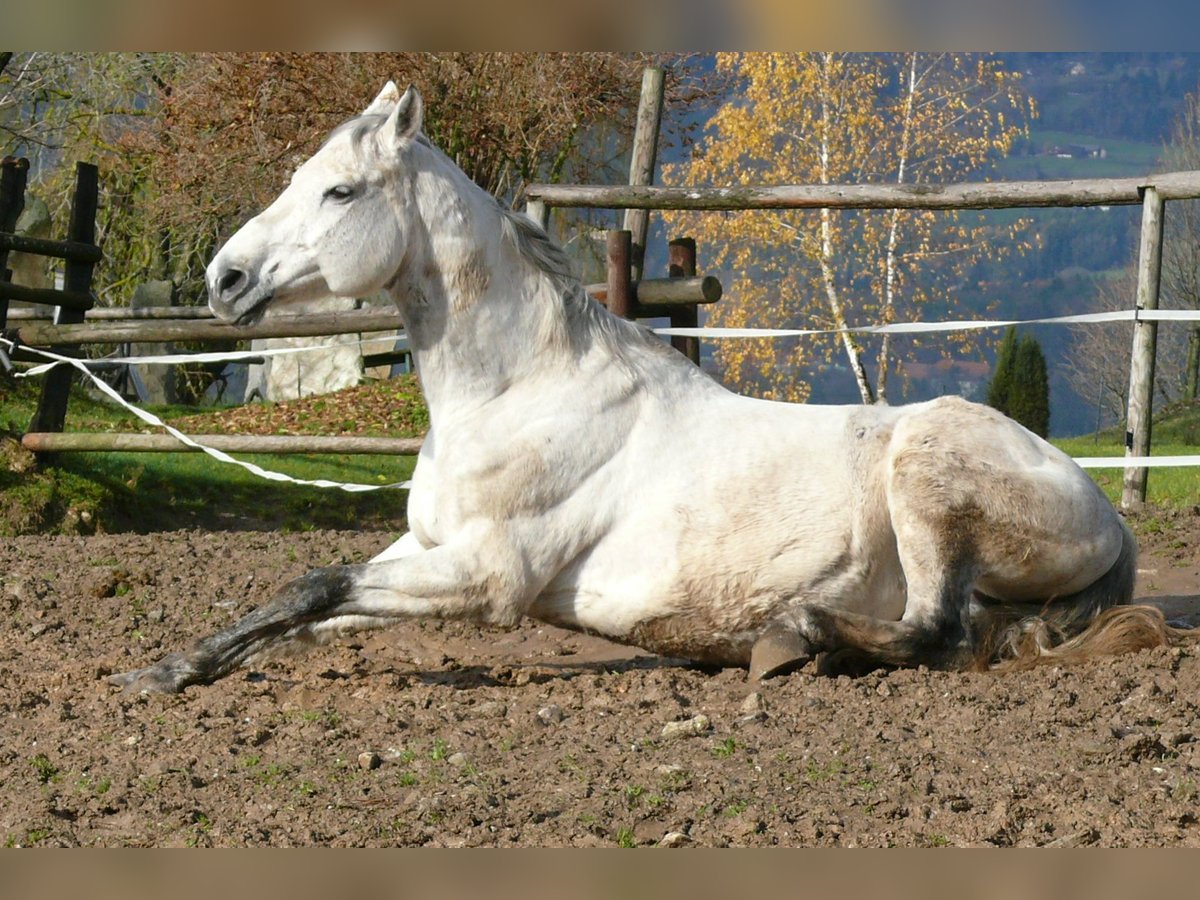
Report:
497,206,686,367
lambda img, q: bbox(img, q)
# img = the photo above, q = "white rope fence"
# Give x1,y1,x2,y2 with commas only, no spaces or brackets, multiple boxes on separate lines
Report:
5,305,1200,488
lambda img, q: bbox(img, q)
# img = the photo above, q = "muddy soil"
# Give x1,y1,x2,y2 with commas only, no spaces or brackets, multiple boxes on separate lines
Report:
1,510,1198,847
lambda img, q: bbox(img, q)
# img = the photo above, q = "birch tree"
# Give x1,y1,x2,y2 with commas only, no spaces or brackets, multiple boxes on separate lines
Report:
663,53,1031,403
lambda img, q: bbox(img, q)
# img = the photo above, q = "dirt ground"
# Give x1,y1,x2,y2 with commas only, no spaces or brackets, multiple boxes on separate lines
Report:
1,508,1198,847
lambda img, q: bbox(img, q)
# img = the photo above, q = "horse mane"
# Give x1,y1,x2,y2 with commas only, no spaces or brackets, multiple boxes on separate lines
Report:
496,205,690,370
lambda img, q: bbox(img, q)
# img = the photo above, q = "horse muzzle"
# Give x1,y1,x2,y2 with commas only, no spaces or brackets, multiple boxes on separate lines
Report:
207,264,274,326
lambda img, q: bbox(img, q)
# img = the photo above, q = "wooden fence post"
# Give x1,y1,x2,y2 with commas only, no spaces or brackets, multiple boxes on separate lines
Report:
29,162,98,438
0,157,29,335
606,230,633,320
1121,185,1165,511
668,237,700,365
622,67,665,284
525,199,550,231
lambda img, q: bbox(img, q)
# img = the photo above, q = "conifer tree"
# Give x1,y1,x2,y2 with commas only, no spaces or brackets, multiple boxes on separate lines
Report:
986,327,1018,412
987,327,1050,437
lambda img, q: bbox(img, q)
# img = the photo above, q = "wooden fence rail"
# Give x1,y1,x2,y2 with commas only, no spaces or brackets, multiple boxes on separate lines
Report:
524,170,1200,211
526,169,1200,511
21,432,423,455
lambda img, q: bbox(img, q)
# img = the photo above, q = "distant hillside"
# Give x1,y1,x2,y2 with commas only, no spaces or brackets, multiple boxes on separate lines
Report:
906,53,1200,436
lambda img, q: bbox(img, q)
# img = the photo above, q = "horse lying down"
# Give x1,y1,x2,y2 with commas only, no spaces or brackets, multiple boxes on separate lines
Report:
110,83,1181,694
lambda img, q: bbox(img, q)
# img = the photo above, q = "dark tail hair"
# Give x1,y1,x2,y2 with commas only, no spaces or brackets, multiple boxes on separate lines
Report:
976,519,1190,671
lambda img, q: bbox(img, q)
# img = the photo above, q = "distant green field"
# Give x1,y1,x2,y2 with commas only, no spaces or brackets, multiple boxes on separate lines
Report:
998,128,1162,181
1053,399,1200,508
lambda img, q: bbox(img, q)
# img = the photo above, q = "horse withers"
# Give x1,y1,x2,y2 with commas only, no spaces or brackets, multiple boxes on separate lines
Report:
110,83,1176,694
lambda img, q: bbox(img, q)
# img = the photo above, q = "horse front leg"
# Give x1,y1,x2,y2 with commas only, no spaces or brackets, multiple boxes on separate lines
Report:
107,537,529,694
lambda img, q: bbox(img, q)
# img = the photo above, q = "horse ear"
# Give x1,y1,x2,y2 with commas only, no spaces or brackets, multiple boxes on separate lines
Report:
363,81,402,117
387,85,424,145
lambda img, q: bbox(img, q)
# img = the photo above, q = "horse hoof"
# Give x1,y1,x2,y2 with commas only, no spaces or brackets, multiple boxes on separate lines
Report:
749,626,813,681
106,653,194,694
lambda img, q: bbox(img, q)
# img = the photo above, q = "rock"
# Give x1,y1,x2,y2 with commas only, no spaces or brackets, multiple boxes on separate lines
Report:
737,692,767,725
446,752,470,768
358,751,382,771
658,831,691,848
1044,828,1099,848
473,700,508,719
661,714,710,740
536,705,564,725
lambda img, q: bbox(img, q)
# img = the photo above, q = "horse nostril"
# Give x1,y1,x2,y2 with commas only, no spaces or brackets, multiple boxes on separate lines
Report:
218,268,245,297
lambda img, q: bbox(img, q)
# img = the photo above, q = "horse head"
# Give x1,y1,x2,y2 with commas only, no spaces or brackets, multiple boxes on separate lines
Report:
206,82,426,325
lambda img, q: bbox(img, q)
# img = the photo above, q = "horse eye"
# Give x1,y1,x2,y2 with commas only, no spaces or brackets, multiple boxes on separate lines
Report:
323,185,355,202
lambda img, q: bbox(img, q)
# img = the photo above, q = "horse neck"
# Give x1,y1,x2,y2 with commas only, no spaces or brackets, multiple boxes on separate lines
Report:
386,160,581,420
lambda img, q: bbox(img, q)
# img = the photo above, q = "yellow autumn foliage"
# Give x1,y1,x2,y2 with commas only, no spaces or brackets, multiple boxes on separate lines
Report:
663,52,1034,404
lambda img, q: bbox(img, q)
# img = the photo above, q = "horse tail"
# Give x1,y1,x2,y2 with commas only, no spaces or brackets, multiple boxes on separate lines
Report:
976,519,1189,671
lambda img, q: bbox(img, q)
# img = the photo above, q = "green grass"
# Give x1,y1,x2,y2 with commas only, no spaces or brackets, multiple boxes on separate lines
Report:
997,128,1161,181
1,376,414,534
1053,399,1200,509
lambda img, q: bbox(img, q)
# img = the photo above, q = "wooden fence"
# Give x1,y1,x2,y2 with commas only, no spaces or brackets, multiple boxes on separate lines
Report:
525,170,1200,511
0,155,718,462
7,147,1197,511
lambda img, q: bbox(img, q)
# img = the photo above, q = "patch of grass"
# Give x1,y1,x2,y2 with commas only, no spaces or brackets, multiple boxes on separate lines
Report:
30,754,59,784
1054,400,1200,511
1,377,418,535
295,780,319,797
804,757,846,783
712,737,737,759
1053,437,1200,510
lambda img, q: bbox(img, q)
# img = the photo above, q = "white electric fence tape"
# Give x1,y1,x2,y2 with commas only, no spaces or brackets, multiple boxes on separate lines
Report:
7,304,1200,488
4,337,411,493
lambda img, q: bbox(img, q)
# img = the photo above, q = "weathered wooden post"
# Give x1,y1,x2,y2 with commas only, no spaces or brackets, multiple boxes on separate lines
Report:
29,162,98,437
130,280,177,404
525,199,550,231
606,229,633,320
622,67,665,283
668,237,700,365
1121,185,1165,511
0,156,29,337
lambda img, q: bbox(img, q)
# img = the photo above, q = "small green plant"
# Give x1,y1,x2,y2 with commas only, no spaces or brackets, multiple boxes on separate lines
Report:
397,771,418,787
295,780,319,797
624,785,645,807
712,737,737,759
30,754,59,784
615,827,636,848
804,758,846,783
724,800,750,817
430,738,449,761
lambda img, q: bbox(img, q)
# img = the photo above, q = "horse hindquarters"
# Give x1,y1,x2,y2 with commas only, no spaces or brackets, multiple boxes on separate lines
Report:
783,397,1142,671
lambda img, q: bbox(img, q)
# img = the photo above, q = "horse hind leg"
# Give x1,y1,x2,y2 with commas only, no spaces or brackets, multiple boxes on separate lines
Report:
786,571,978,674
781,486,985,673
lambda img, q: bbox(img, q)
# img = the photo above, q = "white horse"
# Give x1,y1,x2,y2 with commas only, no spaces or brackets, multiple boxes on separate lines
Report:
111,83,1173,694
